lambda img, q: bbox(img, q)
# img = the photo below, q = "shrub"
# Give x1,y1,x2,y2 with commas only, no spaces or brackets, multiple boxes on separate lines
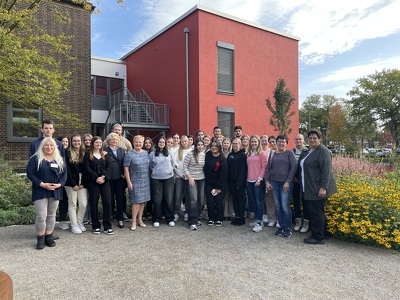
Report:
0,167,31,210
328,157,400,250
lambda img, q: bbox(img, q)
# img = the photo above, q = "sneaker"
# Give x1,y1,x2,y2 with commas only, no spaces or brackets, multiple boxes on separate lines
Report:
250,221,264,227
93,228,101,234
262,215,269,223
293,218,302,231
174,214,179,222
184,213,188,221
248,212,256,219
252,223,263,232
267,221,276,227
168,221,175,227
153,222,160,228
283,228,292,238
197,221,202,226
78,224,87,232
208,220,214,226
123,213,129,222
189,224,197,231
300,219,310,233
83,219,88,225
71,225,82,234
59,221,69,230
275,228,284,236
104,229,114,235
276,222,281,228
215,221,222,227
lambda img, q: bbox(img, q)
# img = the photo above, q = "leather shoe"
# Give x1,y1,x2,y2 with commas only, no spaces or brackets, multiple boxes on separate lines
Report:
304,237,325,244
118,222,124,229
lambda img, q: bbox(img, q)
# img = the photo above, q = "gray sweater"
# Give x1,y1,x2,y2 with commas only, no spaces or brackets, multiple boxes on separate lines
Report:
148,151,174,180
266,150,297,183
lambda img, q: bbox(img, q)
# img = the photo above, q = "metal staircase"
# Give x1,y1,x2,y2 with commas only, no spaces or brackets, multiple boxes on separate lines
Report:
103,88,169,138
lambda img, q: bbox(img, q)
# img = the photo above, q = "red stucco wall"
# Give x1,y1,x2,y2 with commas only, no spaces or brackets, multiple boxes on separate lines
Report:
124,8,298,144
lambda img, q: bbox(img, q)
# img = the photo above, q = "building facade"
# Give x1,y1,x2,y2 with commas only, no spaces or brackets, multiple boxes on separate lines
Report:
121,6,299,141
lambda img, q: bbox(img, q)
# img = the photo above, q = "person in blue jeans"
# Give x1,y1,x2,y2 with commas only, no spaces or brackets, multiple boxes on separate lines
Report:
266,134,297,238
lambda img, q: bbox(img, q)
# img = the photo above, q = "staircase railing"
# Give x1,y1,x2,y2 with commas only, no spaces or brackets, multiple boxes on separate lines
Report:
103,88,169,138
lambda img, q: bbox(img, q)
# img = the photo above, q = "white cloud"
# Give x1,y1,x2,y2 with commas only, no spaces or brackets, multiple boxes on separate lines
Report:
122,0,400,65
321,56,400,82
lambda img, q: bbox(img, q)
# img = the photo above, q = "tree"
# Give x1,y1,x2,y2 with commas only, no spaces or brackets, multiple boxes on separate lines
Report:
328,103,349,146
0,0,123,128
347,69,400,147
265,78,296,135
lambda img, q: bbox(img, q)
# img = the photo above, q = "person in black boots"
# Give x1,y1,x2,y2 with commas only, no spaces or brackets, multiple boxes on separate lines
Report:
227,138,247,226
27,137,67,250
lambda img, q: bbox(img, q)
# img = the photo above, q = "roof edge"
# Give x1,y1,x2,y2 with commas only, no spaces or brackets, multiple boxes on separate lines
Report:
120,5,299,60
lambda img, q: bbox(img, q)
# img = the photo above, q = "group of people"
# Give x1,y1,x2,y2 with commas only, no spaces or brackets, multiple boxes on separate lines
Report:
27,121,337,250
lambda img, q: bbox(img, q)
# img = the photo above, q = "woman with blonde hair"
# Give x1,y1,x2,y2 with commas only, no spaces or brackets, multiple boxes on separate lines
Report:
241,134,250,155
222,138,234,220
124,135,150,230
65,134,88,234
104,132,126,228
27,137,67,249
172,135,191,221
247,135,268,232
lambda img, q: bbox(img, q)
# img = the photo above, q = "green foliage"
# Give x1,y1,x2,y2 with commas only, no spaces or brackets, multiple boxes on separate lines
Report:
0,167,31,210
347,69,400,147
265,78,295,135
0,206,36,226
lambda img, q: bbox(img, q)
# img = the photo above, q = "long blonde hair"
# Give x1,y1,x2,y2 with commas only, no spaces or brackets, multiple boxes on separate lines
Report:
70,134,85,164
248,135,262,156
35,137,65,172
178,135,189,161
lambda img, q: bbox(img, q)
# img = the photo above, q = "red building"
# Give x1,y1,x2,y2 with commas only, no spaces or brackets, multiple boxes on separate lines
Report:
121,5,299,141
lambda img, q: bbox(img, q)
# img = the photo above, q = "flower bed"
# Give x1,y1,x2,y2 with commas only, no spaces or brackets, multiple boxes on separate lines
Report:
327,156,400,250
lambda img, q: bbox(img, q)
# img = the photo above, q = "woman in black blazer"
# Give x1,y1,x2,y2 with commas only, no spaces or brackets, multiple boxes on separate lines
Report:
84,136,113,235
104,133,126,228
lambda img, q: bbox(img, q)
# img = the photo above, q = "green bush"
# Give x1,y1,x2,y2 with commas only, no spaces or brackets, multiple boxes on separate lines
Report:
0,206,35,226
0,167,31,210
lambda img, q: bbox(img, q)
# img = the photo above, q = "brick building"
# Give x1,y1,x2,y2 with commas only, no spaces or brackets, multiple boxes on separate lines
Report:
0,0,91,161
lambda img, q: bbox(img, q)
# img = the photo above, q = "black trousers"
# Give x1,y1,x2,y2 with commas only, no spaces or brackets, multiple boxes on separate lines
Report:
87,182,112,231
58,187,69,222
303,198,328,240
229,180,246,221
205,183,227,222
109,178,125,221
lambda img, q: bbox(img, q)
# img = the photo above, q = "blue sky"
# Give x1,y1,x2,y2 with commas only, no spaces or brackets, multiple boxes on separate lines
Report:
91,0,400,106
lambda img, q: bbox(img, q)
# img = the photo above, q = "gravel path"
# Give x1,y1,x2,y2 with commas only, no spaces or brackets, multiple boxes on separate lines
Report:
1,220,399,300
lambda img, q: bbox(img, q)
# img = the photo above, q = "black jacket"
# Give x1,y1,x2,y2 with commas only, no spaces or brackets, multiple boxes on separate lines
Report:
227,149,247,189
65,150,88,188
104,146,125,180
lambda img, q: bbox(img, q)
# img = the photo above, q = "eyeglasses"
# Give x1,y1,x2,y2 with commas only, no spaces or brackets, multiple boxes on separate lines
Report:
277,141,286,144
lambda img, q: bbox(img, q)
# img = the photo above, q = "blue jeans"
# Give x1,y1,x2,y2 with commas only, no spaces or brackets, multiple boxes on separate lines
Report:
271,181,293,230
247,181,265,222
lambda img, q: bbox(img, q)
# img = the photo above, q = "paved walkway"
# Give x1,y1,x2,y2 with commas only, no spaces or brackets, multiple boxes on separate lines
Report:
0,221,399,300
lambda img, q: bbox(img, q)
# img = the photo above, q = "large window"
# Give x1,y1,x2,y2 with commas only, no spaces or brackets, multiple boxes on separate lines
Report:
218,107,235,139
217,41,235,94
91,76,124,110
7,103,42,142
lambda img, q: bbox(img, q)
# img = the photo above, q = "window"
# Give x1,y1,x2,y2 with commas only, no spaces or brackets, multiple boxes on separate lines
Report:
217,41,235,94
91,76,124,110
218,107,235,139
7,103,42,142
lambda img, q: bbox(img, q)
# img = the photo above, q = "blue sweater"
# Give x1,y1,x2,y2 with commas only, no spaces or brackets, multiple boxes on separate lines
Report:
27,156,67,201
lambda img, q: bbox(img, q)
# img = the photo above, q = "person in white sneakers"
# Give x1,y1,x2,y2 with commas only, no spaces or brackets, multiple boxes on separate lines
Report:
65,135,88,234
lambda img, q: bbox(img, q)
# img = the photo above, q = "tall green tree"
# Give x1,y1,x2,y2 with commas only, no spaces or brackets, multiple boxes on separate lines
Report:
0,0,122,127
347,69,400,147
265,78,296,134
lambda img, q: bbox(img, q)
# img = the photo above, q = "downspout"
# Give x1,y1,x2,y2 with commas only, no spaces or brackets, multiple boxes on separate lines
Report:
184,27,190,135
